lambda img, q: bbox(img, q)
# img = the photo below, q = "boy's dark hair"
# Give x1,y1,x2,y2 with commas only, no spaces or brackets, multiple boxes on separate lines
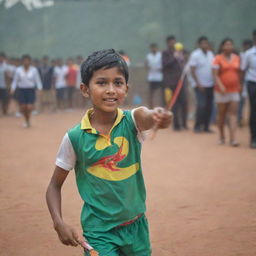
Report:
166,35,176,42
198,36,208,44
81,49,129,85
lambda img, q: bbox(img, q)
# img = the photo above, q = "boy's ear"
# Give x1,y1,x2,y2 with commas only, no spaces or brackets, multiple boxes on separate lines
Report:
80,83,89,97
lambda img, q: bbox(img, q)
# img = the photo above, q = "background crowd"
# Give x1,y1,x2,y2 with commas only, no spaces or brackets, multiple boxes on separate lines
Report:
145,30,256,149
0,30,256,148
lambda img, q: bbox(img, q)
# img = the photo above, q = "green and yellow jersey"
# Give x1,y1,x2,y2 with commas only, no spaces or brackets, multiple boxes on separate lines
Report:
56,108,146,233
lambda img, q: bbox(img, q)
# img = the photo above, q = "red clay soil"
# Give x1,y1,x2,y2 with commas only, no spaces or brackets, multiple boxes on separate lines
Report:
0,110,255,256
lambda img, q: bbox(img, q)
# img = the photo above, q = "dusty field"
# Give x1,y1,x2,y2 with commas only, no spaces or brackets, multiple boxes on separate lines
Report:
0,110,255,256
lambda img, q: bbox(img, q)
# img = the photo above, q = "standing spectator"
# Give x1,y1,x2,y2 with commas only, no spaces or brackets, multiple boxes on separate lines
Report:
7,57,20,116
75,55,85,108
190,36,215,133
184,50,196,121
32,58,41,115
11,54,42,128
212,38,241,147
238,39,253,127
241,30,256,149
53,58,68,110
162,35,187,130
38,56,55,112
145,43,163,108
0,52,10,115
66,58,78,110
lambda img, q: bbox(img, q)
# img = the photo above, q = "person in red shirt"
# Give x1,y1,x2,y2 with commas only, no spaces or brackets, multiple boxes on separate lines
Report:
212,38,241,147
66,58,78,110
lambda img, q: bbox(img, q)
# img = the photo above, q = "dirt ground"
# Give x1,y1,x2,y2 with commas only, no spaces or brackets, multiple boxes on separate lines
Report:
0,110,255,256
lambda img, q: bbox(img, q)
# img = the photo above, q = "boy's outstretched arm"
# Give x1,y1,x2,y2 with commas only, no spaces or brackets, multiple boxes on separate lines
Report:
134,106,172,131
46,166,86,248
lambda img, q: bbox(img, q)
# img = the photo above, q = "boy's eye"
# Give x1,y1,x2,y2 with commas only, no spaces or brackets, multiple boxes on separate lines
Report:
115,81,124,86
97,81,106,85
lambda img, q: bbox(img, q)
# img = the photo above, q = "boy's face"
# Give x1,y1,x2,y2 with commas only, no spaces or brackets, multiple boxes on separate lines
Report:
81,67,128,113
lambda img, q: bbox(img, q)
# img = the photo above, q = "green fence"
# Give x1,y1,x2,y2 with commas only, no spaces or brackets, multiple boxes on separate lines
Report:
0,0,255,63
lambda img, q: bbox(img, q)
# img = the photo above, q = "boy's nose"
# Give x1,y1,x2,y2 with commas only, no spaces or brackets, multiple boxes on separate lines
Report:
106,84,116,94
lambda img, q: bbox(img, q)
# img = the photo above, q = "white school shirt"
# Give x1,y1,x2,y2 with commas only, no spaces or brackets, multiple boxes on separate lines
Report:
0,62,8,89
189,48,215,87
7,64,17,78
55,109,145,171
146,52,163,82
11,66,42,91
54,65,68,89
240,52,248,97
241,46,256,82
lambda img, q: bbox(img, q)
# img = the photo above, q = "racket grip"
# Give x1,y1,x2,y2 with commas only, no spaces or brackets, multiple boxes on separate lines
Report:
82,242,99,256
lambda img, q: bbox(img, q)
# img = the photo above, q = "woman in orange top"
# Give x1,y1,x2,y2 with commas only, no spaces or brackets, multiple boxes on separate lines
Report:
212,38,241,146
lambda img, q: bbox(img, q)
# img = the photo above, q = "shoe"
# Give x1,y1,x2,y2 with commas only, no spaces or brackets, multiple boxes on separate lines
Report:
230,141,240,147
250,141,256,149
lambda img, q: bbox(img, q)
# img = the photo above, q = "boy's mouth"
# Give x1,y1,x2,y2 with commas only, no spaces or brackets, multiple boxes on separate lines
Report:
103,98,118,102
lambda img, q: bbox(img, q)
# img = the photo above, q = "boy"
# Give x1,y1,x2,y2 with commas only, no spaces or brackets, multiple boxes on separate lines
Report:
46,49,172,256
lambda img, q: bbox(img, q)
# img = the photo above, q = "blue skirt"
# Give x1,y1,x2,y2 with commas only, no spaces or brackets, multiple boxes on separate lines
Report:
18,88,36,104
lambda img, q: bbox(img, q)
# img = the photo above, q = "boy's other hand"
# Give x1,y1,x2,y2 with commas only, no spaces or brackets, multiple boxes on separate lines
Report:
54,221,80,247
152,107,172,129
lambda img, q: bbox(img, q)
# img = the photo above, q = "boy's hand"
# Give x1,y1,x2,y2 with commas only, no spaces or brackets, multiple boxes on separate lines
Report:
152,107,172,129
54,221,84,247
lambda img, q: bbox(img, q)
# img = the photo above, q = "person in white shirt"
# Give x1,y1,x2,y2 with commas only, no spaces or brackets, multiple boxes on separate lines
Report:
53,58,68,110
241,30,256,148
7,57,21,117
190,36,215,133
11,54,42,127
75,55,86,108
238,39,253,127
0,52,11,115
145,43,163,108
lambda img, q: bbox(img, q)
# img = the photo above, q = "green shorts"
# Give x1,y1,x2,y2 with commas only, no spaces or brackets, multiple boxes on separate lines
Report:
84,214,151,256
